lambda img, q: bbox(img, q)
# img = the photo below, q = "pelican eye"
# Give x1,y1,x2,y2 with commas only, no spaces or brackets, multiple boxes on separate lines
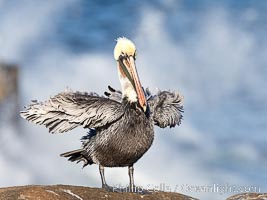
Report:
119,54,127,61
119,52,136,60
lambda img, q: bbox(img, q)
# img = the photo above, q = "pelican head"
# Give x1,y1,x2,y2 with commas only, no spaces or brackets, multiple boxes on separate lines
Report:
114,37,147,112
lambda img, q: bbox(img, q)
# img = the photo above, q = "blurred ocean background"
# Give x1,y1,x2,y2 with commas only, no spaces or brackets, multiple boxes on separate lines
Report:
0,0,267,199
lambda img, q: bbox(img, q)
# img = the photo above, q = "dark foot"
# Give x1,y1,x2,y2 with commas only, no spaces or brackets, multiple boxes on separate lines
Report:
121,185,152,194
102,184,152,194
138,188,152,195
102,184,115,192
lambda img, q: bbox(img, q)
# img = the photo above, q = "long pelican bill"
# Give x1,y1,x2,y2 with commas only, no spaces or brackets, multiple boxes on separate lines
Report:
118,55,147,112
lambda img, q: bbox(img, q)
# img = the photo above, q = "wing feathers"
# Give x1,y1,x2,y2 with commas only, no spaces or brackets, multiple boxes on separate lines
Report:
20,91,124,133
104,85,122,102
21,86,184,133
148,90,184,128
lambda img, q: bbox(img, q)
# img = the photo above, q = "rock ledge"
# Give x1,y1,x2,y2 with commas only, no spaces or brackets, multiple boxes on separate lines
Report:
0,185,197,200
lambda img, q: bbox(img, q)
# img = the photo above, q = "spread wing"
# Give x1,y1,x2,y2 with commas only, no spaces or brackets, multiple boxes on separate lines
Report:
148,90,184,128
20,91,124,134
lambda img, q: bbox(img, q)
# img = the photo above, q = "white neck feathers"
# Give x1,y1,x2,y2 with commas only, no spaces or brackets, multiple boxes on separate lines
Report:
118,72,138,103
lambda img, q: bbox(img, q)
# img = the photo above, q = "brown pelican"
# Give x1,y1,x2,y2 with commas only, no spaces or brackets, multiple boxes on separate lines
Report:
20,37,184,193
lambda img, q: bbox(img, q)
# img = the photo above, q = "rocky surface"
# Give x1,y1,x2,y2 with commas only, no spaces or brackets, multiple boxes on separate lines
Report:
0,185,198,200
1,185,266,200
226,193,267,200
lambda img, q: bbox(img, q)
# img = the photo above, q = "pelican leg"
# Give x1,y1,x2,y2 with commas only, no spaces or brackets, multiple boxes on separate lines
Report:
127,165,151,194
128,165,135,192
99,165,113,192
